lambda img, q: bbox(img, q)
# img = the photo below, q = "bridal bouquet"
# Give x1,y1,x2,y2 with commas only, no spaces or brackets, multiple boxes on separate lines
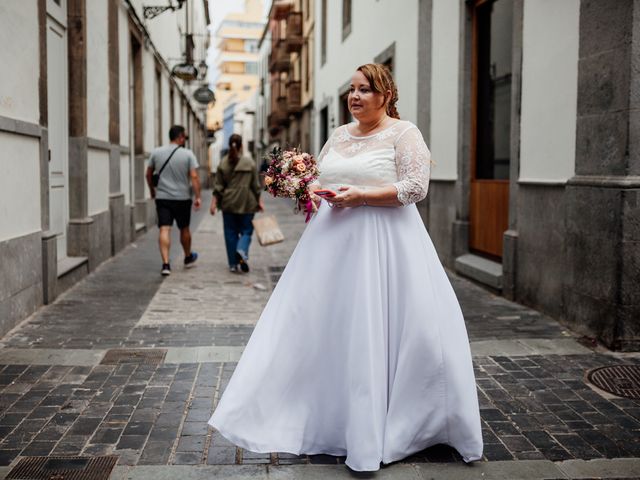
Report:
263,147,320,222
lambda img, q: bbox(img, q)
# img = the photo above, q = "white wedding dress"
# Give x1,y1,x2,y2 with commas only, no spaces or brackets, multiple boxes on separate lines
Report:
208,120,483,471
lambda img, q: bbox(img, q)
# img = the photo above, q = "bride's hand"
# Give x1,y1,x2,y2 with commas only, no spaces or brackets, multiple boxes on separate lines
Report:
330,186,365,208
307,185,322,209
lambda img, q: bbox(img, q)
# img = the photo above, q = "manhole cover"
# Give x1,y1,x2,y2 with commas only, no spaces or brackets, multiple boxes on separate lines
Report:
587,364,640,399
100,348,167,365
7,455,117,479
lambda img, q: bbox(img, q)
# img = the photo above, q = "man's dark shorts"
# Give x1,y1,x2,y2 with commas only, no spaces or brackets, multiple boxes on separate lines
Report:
155,199,192,229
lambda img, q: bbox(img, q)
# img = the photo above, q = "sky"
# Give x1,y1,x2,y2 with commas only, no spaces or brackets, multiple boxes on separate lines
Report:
206,0,271,83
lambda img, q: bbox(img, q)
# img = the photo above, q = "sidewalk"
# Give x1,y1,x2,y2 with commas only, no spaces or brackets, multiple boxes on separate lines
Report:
0,195,638,479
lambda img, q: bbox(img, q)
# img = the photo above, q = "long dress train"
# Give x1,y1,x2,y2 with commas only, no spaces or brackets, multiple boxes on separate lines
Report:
209,120,483,471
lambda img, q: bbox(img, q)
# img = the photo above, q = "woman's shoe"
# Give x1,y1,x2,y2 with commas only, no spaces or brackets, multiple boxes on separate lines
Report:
235,251,249,273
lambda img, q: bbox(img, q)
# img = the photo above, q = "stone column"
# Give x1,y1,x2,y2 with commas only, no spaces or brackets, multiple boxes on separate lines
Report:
565,0,640,350
452,1,473,261
107,0,126,254
416,0,432,226
503,0,524,300
66,0,96,267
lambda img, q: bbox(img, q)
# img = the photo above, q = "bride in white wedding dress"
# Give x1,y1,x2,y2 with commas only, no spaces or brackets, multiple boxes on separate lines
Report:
208,63,483,471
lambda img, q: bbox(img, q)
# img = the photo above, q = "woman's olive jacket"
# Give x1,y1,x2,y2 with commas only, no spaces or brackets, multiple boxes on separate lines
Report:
213,154,261,214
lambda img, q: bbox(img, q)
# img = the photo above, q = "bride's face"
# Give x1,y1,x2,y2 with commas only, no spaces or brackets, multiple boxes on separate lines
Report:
348,71,386,121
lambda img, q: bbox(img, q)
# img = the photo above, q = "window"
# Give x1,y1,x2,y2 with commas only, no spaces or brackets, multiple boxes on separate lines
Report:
342,0,352,40
383,57,393,74
155,68,162,144
222,20,265,29
169,86,175,126
245,62,258,74
320,106,329,147
374,42,395,75
321,0,327,65
245,40,258,53
339,90,352,125
474,0,513,180
304,40,310,92
339,92,350,125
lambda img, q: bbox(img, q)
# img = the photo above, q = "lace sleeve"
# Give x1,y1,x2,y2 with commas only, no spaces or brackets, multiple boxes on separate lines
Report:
393,126,431,205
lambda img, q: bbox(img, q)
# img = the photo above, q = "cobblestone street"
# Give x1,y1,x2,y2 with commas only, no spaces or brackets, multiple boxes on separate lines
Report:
0,195,638,479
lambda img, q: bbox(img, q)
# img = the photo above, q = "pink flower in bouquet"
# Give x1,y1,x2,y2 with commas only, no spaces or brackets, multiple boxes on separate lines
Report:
262,147,320,222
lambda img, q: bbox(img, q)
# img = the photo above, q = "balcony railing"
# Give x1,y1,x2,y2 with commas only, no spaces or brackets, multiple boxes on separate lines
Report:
269,40,290,72
269,96,288,129
285,12,303,53
287,80,302,114
269,77,288,129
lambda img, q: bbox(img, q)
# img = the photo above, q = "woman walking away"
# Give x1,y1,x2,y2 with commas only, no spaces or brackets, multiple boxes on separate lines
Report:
210,134,263,273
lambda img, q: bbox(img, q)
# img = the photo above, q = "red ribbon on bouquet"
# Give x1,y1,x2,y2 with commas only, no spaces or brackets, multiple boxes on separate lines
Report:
304,199,314,223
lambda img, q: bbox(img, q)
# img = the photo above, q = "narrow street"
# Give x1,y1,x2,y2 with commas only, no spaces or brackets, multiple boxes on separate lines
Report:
0,195,638,479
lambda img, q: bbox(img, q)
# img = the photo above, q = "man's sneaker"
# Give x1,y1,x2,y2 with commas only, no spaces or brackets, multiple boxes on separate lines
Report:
161,263,171,276
184,252,198,268
229,265,240,273
235,251,249,273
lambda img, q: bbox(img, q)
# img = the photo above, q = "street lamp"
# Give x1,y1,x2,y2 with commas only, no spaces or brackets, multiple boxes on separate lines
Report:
197,60,208,81
143,0,186,20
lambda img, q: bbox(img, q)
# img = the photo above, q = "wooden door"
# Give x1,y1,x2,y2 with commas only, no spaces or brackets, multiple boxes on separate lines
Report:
469,0,513,258
47,1,68,260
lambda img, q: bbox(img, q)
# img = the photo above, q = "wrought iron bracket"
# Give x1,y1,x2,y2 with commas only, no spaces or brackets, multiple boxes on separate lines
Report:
143,0,185,20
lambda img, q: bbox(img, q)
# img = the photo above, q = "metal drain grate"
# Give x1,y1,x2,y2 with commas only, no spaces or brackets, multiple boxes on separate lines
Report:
100,348,167,365
7,455,117,479
268,265,285,287
587,364,640,399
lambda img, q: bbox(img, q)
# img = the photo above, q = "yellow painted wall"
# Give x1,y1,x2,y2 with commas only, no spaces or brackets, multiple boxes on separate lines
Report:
225,38,245,52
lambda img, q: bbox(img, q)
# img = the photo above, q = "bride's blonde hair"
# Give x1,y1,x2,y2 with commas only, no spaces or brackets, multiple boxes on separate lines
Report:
356,63,400,119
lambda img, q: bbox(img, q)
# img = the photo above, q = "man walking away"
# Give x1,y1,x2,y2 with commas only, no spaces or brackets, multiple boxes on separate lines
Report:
146,125,201,276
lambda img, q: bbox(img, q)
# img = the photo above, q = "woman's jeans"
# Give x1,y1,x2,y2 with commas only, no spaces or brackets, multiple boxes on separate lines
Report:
222,212,255,267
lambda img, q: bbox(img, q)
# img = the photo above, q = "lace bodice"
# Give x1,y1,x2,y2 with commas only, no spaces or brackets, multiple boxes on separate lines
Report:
316,120,431,205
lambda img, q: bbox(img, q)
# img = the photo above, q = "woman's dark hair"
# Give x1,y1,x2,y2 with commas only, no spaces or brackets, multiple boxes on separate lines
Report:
228,134,243,165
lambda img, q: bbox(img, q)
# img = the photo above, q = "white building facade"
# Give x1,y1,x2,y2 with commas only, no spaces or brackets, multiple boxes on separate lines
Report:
0,0,210,334
313,0,639,350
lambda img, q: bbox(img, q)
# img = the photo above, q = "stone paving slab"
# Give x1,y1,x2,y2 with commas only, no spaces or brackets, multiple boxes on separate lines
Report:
470,339,592,357
0,207,208,351
0,349,105,366
135,212,291,327
0,339,594,368
557,458,640,478
1,196,580,351
102,460,640,480
1,195,640,479
164,346,244,364
2,354,636,469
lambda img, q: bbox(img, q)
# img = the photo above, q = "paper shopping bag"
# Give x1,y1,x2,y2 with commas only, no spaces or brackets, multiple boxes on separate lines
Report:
252,215,285,246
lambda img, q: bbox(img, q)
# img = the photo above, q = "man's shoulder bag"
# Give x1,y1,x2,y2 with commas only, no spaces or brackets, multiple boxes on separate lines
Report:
152,146,181,187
